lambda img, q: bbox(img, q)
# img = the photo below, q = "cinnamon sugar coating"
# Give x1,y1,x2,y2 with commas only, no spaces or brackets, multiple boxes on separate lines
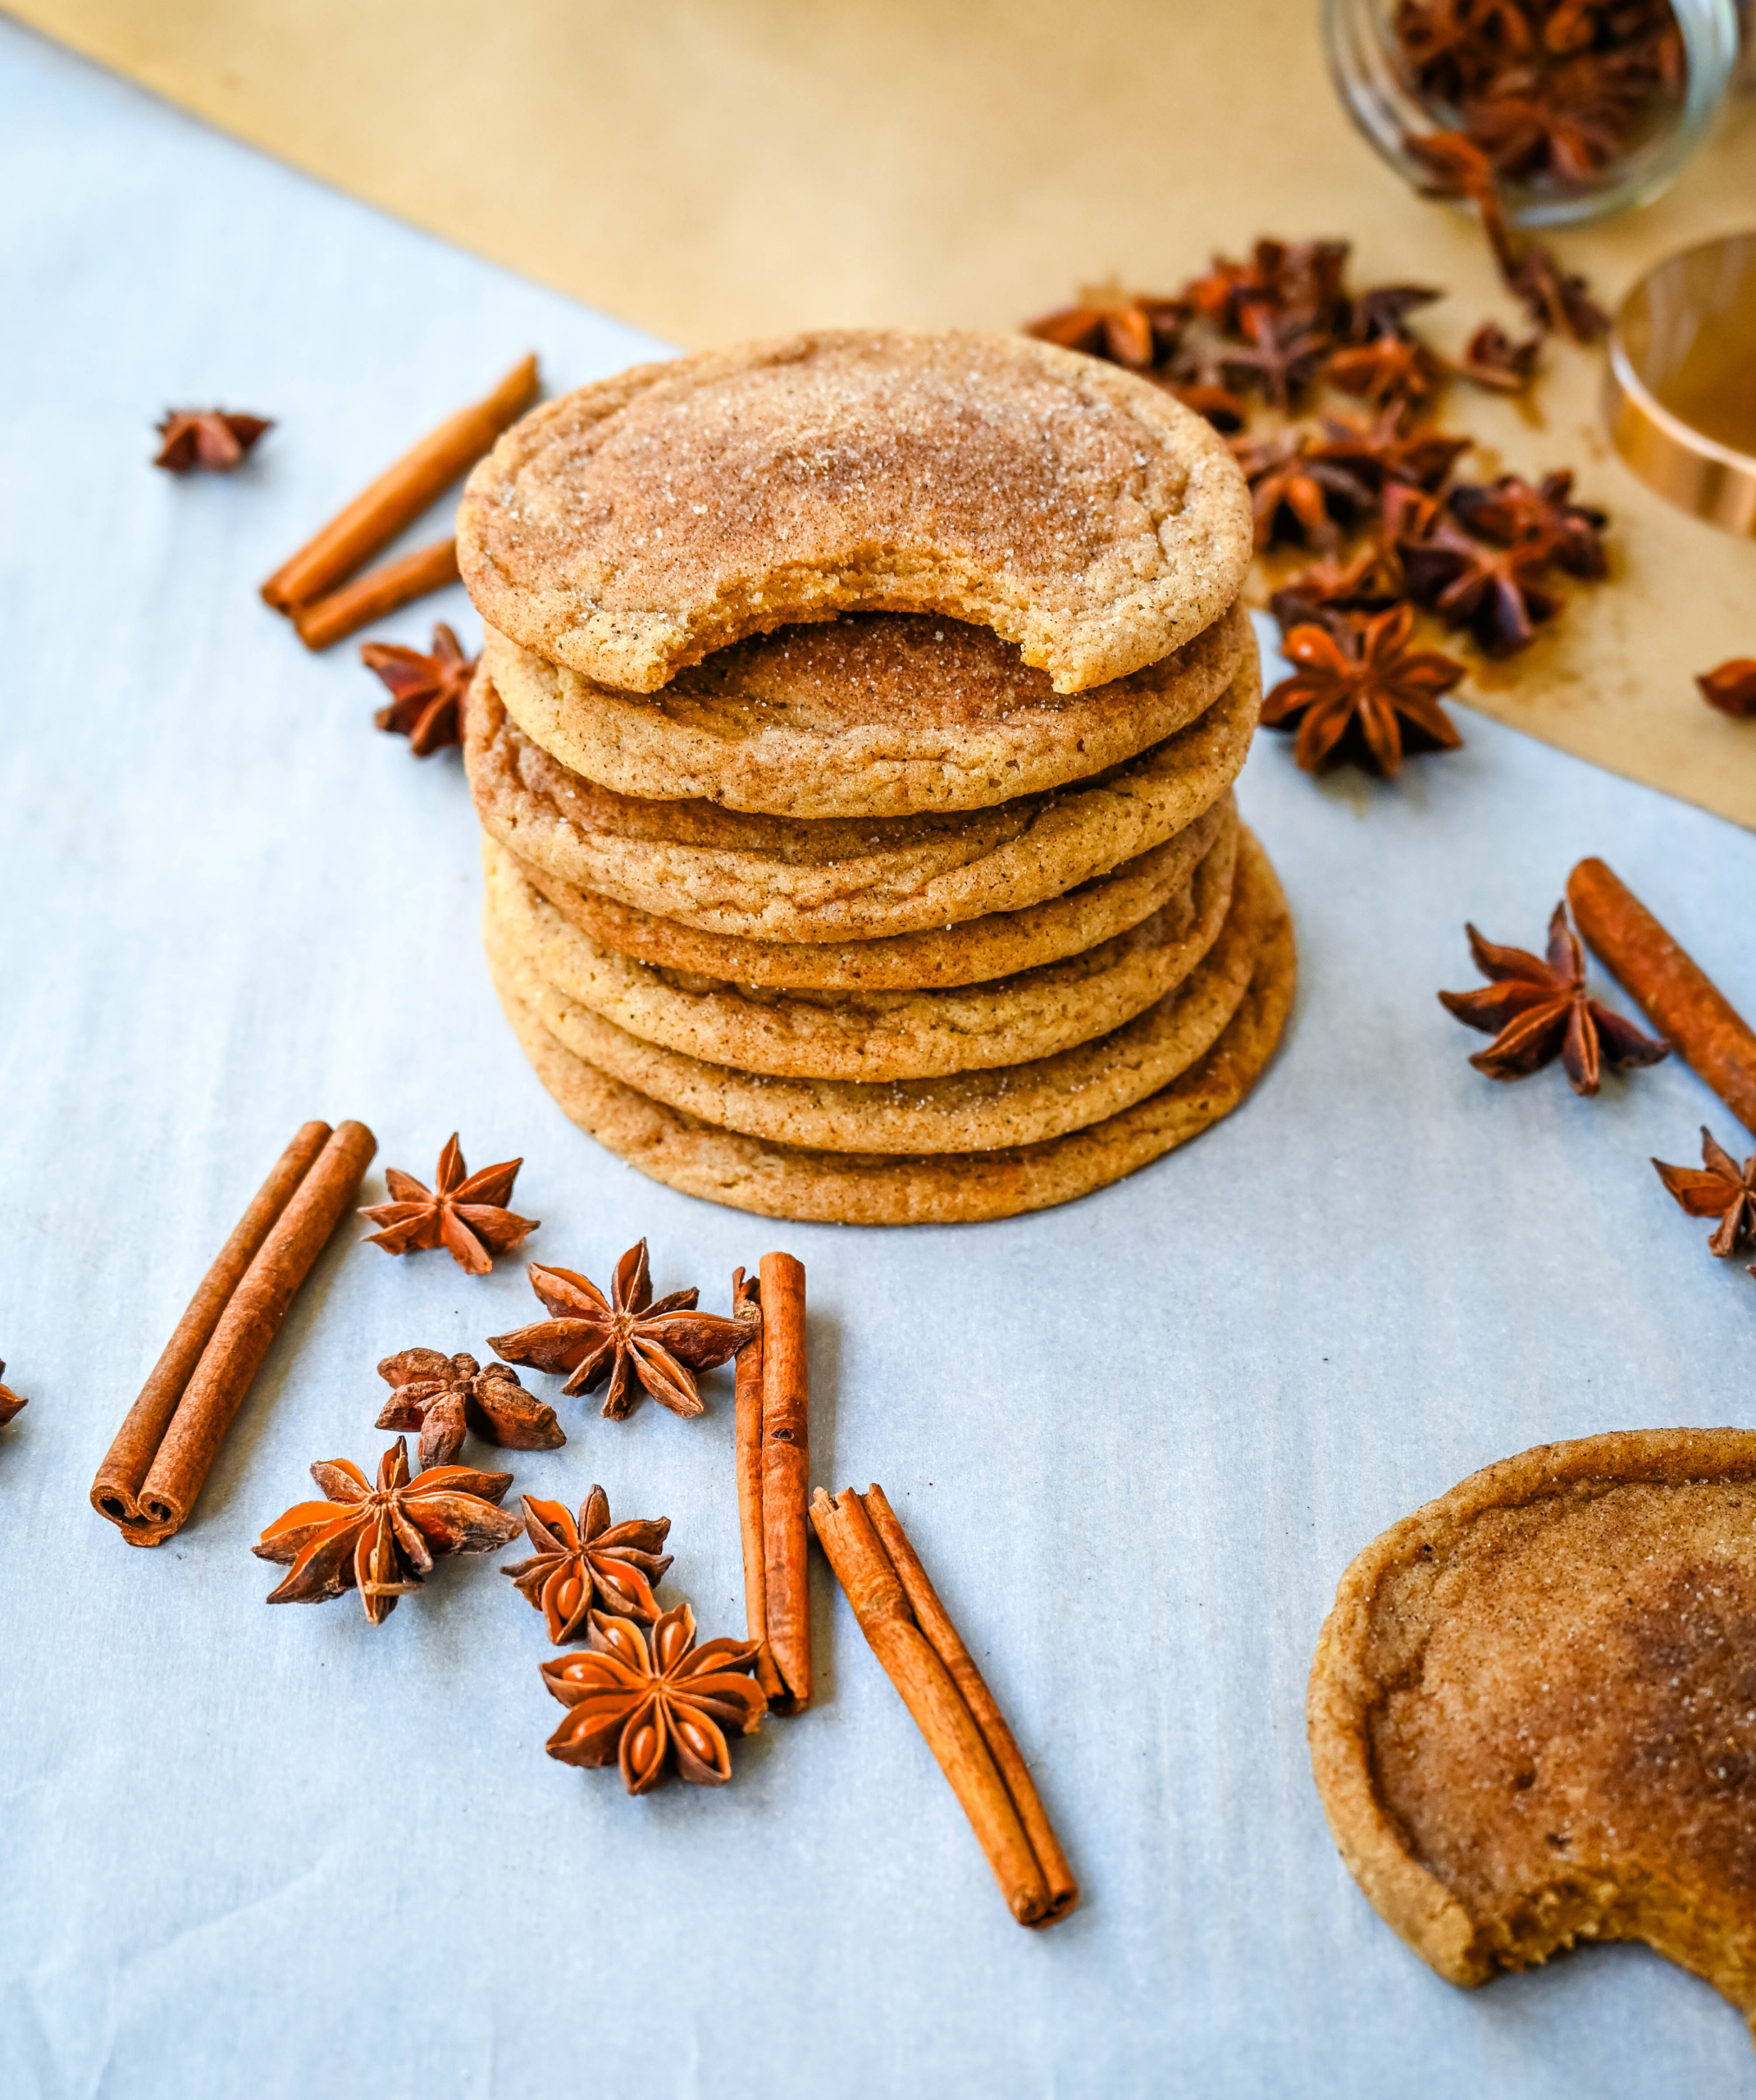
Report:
504,794,1234,993
1308,1429,1756,2038
481,816,1238,1082
486,845,1294,1223
458,331,1252,696
464,654,1258,943
483,827,1274,1156
485,598,1249,819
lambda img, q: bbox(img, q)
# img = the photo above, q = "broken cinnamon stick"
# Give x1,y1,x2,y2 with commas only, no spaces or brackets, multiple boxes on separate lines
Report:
290,538,460,652
732,1267,786,1705
1569,858,1756,1135
810,1485,1078,1928
261,352,537,611
758,1251,811,1710
92,1120,376,1546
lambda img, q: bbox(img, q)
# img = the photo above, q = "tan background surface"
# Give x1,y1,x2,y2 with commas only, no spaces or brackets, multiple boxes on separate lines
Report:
9,0,1755,827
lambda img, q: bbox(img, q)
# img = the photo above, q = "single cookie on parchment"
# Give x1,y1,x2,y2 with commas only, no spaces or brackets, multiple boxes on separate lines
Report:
483,597,1250,819
458,330,1253,696
1308,1428,1756,2041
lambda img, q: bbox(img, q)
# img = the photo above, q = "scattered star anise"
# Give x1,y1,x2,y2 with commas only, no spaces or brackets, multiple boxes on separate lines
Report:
153,409,273,473
540,1602,767,1792
1458,320,1543,391
1338,281,1444,345
361,624,477,756
1221,306,1328,412
1448,470,1607,577
1261,605,1466,775
1653,1130,1756,1268
490,1243,745,1420
253,1437,521,1625
504,1486,674,1641
1024,292,1184,368
1697,660,1756,719
1398,514,1563,653
1229,431,1375,551
0,1360,26,1427
1314,411,1471,495
1505,236,1609,342
376,1349,563,1471
1324,335,1445,413
359,1134,538,1275
1270,543,1408,639
1438,903,1667,1094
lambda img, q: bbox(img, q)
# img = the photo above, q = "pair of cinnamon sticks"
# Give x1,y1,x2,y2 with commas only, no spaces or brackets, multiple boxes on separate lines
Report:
260,354,537,650
732,1253,1076,1926
1569,858,1756,1134
91,1121,376,1545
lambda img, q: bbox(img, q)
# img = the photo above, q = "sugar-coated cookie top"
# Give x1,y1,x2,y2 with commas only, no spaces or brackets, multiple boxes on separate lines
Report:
458,329,1252,695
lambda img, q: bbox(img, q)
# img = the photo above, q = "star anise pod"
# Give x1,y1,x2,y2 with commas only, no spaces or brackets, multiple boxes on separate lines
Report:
0,1360,26,1428
1398,515,1563,653
1396,0,1534,103
1447,471,1608,578
1221,306,1330,413
1653,1130,1756,1266
1697,660,1756,719
1024,293,1184,369
359,1134,538,1275
1338,282,1444,345
253,1437,521,1625
1506,237,1609,343
1162,381,1251,431
540,1602,767,1792
1229,431,1375,552
1463,66,1634,186
1457,320,1543,392
376,1349,563,1471
1261,605,1466,775
361,624,477,756
504,1486,674,1641
1269,543,1408,640
153,409,272,473
1439,904,1668,1094
1313,411,1471,495
490,1243,745,1419
1324,335,1446,413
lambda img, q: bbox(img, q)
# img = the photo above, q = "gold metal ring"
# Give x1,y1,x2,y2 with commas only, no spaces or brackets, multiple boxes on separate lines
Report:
1604,231,1756,536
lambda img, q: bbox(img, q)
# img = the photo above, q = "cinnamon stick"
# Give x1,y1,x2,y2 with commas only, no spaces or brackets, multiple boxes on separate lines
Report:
810,1486,1078,1928
261,352,537,611
861,1484,1078,1923
732,1267,786,1705
1569,858,1756,1135
759,1251,812,1710
92,1120,376,1546
290,538,459,652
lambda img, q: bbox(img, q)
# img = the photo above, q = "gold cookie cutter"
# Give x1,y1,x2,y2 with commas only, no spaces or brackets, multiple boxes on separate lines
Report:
1606,230,1756,536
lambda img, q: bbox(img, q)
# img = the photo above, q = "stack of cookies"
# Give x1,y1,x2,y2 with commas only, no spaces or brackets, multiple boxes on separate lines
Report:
456,330,1295,1225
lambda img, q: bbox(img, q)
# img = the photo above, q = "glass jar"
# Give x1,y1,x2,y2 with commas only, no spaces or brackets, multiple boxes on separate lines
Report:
1322,0,1740,226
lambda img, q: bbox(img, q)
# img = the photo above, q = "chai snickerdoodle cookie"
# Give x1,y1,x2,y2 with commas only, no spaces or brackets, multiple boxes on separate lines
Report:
507,793,1234,993
481,818,1238,1083
458,331,1253,697
489,846,1293,1224
1308,1428,1756,2038
484,597,1251,819
485,827,1274,1155
466,649,1259,945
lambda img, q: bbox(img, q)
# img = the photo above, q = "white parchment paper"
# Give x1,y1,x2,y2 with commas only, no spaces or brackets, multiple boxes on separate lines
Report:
2,23,1754,2098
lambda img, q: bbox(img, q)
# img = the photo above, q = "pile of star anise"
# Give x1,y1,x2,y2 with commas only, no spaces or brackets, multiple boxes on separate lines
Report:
1029,230,1611,773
